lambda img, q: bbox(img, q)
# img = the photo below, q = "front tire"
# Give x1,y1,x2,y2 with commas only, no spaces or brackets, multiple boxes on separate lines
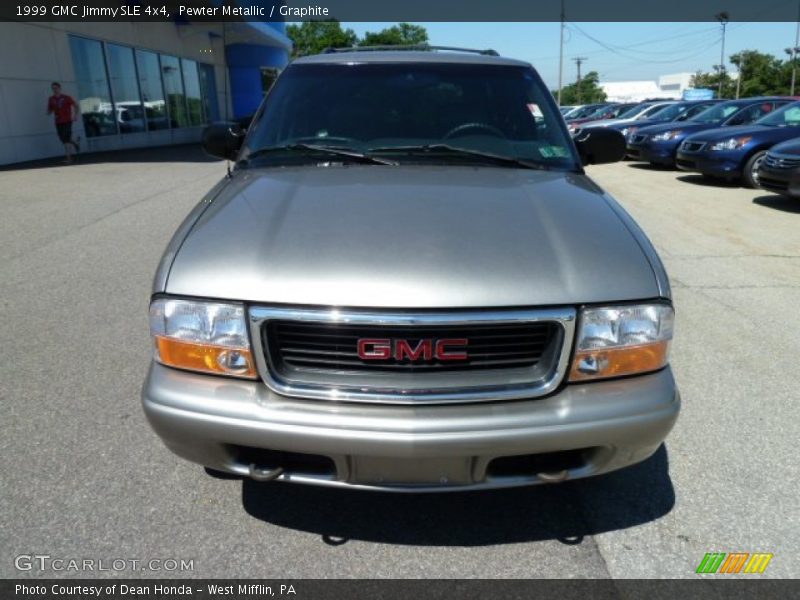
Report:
743,150,767,189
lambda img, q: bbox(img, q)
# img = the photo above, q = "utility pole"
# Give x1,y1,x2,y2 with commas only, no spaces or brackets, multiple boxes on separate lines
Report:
716,12,729,98
573,56,587,104
557,0,565,105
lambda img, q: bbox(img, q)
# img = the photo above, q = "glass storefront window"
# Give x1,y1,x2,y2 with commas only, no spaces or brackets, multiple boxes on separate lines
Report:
106,44,145,134
68,36,116,137
160,55,188,128
181,58,204,126
135,50,169,131
199,63,220,122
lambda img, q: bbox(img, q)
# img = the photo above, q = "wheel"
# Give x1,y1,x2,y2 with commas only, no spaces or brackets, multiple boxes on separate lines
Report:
742,150,767,189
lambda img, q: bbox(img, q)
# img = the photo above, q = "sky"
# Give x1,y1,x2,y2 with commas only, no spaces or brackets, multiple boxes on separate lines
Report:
344,22,800,89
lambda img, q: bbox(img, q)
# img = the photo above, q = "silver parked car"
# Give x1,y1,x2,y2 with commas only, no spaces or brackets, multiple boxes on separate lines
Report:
142,48,679,492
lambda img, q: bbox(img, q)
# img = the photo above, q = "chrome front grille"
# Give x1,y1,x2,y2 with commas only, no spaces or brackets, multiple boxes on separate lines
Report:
267,321,556,373
763,153,800,170
249,307,576,404
630,134,648,144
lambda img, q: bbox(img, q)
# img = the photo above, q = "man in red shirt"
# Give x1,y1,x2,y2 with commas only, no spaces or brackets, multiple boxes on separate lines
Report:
46,82,80,164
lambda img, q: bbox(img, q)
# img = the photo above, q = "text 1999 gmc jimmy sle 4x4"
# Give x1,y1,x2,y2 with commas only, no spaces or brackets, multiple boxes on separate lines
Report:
142,47,680,491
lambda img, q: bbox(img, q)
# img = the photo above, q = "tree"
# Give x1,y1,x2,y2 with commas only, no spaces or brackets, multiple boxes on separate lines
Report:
553,71,606,105
729,50,787,97
689,69,735,99
691,50,797,98
360,23,428,47
286,20,358,58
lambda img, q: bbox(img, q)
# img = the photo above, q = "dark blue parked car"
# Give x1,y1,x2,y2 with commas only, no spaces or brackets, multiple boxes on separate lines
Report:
598,100,720,140
627,97,791,167
756,137,800,198
676,101,800,187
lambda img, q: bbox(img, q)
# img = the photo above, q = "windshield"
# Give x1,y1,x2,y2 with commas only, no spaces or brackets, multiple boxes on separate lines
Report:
755,102,800,127
647,103,686,120
566,104,604,119
690,102,742,124
243,62,579,170
677,102,715,121
638,103,673,119
616,103,650,119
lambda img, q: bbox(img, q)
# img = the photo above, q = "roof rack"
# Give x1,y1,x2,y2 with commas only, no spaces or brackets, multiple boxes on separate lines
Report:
322,45,500,57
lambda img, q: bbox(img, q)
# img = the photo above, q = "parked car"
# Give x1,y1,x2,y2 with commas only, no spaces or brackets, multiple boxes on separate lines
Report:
756,137,800,198
627,97,791,167
142,48,679,492
577,101,678,134
676,101,800,187
566,103,638,132
563,102,612,120
610,100,721,142
559,105,576,115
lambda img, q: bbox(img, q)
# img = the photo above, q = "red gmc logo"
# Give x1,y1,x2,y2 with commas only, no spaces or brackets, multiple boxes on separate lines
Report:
357,338,469,361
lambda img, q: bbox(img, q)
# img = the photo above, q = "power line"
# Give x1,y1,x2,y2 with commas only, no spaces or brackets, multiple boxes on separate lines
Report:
567,23,722,63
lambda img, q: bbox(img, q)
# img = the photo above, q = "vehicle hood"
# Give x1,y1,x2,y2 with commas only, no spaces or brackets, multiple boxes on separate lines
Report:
686,124,793,143
610,118,667,131
165,166,660,308
581,117,636,128
766,137,800,155
637,121,713,136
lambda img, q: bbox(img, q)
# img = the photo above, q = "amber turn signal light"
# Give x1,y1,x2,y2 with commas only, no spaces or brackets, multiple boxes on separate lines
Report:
569,340,670,382
155,337,257,378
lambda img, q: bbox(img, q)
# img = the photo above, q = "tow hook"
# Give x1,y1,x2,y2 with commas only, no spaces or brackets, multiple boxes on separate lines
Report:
249,464,285,482
537,470,569,483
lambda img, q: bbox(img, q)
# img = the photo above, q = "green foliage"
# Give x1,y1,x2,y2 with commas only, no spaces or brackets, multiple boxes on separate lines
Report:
286,20,358,58
689,70,736,98
553,71,607,105
287,21,429,58
691,50,799,98
360,23,429,47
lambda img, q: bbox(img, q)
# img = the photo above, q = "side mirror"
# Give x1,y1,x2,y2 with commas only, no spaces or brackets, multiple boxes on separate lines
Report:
573,127,626,165
202,121,245,161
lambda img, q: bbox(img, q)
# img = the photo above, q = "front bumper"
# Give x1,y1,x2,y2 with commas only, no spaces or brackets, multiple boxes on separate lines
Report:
757,164,800,198
676,150,743,178
142,362,680,492
626,140,678,165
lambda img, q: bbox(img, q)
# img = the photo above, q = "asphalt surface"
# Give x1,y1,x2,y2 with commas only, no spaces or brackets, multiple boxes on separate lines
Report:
2,147,798,579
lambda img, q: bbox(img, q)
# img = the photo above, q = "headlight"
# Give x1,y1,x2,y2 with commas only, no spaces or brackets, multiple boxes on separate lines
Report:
620,127,630,136
569,303,674,382
709,136,751,151
149,298,257,378
651,130,682,141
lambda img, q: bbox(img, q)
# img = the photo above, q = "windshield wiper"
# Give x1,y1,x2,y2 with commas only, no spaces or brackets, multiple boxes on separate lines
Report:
241,143,398,166
369,144,553,170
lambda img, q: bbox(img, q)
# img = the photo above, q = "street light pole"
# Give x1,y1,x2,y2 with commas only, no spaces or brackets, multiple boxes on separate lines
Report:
557,0,565,105
788,8,800,96
735,54,743,99
716,12,729,98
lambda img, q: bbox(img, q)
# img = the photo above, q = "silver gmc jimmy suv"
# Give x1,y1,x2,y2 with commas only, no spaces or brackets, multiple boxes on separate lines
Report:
142,48,680,491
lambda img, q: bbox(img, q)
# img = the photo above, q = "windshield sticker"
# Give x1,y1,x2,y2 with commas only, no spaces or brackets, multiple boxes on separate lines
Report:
527,103,543,118
539,146,569,158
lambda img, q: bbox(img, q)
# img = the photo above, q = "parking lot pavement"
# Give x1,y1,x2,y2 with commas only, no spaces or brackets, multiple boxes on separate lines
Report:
1,148,797,579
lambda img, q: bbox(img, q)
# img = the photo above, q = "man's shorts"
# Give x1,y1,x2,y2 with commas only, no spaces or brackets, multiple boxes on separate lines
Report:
56,122,73,144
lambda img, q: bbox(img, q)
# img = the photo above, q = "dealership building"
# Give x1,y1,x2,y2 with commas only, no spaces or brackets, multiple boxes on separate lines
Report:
0,2,291,166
